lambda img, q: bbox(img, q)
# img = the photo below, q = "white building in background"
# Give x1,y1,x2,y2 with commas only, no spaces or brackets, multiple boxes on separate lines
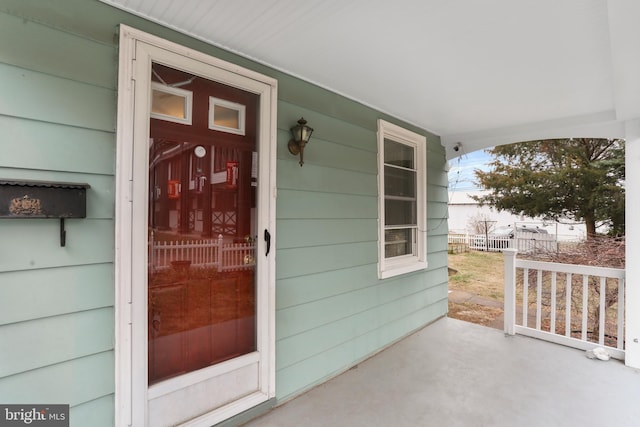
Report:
448,191,586,241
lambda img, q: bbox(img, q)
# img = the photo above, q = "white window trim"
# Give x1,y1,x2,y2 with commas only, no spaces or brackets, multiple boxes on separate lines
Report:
378,119,428,279
150,82,193,125
208,96,246,135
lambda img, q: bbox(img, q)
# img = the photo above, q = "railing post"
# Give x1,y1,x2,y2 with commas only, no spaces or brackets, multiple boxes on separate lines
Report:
503,248,518,335
217,234,224,272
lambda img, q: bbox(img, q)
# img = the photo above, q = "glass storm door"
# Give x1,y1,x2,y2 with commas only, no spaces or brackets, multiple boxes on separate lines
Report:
125,36,275,426
115,29,277,427
147,64,258,386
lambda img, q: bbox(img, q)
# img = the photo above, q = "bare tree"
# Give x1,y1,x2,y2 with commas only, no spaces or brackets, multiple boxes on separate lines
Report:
468,212,497,235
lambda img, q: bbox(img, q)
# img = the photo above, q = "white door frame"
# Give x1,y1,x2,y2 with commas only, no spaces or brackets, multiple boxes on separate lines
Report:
114,25,277,426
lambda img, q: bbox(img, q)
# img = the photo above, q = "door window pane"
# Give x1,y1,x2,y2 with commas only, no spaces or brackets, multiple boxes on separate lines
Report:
213,104,240,129
209,96,246,135
151,82,192,125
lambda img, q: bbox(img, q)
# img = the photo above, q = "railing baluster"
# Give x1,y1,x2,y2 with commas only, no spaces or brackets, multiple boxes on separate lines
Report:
565,273,572,337
581,275,588,341
163,241,168,268
536,269,542,330
551,271,557,334
618,277,625,350
523,268,529,327
599,277,606,345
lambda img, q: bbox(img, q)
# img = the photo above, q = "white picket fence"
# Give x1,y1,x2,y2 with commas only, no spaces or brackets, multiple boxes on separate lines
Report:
150,235,255,273
449,232,557,253
503,249,625,360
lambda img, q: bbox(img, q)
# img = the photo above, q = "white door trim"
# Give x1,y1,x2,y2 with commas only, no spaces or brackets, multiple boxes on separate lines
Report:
114,25,277,426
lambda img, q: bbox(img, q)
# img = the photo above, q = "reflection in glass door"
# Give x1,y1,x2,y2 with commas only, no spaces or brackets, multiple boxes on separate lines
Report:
146,63,259,385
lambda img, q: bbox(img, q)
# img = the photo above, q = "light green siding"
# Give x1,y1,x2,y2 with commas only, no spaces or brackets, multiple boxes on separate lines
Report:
274,68,449,400
0,2,118,425
0,0,449,423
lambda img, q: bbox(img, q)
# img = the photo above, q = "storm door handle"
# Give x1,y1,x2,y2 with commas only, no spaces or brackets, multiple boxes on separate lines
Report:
264,229,271,256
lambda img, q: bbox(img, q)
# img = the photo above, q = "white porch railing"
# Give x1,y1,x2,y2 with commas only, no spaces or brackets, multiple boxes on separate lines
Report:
149,234,255,273
503,249,625,360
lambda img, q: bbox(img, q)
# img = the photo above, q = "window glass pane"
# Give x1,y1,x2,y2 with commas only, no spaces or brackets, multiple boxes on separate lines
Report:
213,104,240,129
384,165,416,197
385,228,413,258
209,97,246,135
384,139,414,169
152,90,187,119
385,198,416,226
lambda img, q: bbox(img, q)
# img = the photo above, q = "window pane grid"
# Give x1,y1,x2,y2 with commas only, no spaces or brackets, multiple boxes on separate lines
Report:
385,195,417,201
384,163,416,172
384,227,416,258
384,166,416,198
383,139,417,257
384,138,415,169
378,120,427,278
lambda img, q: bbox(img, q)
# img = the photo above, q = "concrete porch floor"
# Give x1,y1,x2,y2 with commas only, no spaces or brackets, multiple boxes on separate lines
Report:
242,317,640,427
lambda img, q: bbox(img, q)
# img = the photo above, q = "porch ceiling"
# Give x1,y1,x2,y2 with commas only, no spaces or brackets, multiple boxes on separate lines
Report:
101,0,640,157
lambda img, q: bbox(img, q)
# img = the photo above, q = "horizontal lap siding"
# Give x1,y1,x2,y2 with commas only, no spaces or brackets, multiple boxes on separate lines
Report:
0,352,114,407
0,265,114,325
68,395,114,427
0,116,115,175
0,62,115,131
0,308,114,378
0,0,450,418
0,6,116,426
275,88,448,400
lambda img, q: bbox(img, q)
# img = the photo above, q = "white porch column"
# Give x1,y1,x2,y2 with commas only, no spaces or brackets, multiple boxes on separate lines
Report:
503,249,517,336
625,119,640,369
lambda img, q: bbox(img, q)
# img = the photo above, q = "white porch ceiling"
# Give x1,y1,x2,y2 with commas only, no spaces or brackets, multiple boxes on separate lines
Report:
101,0,640,158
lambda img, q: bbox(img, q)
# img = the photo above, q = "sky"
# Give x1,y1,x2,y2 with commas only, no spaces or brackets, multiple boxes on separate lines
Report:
448,149,493,192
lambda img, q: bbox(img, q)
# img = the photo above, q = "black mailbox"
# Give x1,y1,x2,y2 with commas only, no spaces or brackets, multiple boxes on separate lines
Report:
0,179,90,246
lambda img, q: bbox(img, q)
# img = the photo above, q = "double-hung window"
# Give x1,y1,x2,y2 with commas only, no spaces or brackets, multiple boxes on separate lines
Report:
378,119,427,278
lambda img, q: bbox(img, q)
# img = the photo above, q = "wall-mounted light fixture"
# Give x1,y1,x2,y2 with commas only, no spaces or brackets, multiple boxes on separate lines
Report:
288,117,314,167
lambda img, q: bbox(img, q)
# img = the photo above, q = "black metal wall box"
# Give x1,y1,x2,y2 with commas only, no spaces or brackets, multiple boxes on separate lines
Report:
0,179,91,246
